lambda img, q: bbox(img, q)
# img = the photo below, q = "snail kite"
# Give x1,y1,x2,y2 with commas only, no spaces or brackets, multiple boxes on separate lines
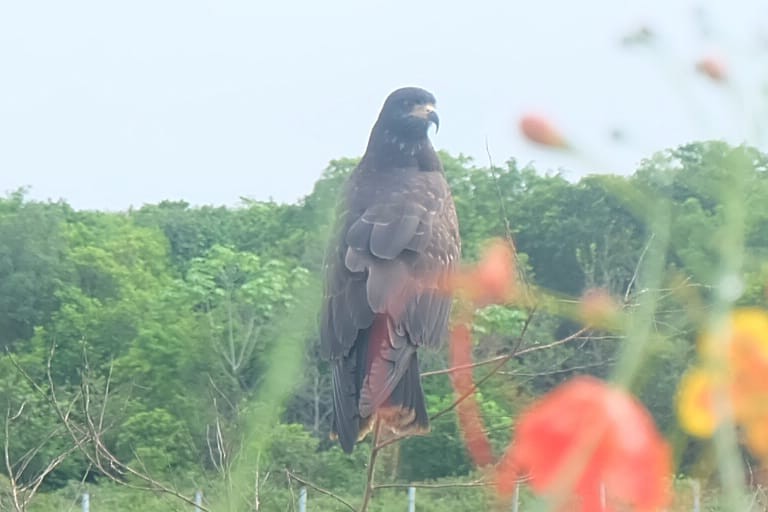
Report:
319,87,461,453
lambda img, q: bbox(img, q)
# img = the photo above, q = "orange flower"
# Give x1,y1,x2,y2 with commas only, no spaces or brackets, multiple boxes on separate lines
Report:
696,55,727,82
471,239,516,305
451,238,516,306
450,323,493,467
744,415,768,458
497,376,672,512
445,238,518,468
520,114,569,149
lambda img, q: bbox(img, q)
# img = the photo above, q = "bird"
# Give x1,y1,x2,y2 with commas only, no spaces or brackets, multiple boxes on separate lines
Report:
319,87,461,453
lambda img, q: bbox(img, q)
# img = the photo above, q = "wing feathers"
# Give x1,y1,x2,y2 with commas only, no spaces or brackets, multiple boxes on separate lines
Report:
369,214,421,259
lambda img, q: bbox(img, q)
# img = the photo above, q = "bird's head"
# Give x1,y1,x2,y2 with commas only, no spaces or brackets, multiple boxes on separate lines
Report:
376,87,439,140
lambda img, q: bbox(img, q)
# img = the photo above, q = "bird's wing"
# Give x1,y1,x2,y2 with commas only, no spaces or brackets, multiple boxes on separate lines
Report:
320,171,459,360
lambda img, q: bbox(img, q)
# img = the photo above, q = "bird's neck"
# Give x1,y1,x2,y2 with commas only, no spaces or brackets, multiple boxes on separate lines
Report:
360,124,442,172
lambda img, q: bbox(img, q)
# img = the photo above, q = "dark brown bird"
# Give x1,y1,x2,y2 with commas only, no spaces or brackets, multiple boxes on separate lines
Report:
319,87,461,453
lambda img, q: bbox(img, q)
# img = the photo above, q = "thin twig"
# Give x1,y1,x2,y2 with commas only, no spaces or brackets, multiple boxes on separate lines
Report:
430,354,511,423
514,328,590,356
421,327,589,377
286,469,297,512
510,305,538,356
286,470,356,512
624,233,654,304
499,359,616,377
485,137,513,244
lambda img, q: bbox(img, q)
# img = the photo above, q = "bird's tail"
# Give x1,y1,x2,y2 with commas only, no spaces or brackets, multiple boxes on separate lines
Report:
376,351,429,436
332,316,430,453
359,315,429,437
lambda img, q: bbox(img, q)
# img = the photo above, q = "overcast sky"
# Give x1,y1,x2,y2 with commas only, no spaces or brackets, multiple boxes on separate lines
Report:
1,0,766,211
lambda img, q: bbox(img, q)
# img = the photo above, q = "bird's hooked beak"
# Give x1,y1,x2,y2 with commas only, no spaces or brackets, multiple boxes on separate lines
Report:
410,103,440,133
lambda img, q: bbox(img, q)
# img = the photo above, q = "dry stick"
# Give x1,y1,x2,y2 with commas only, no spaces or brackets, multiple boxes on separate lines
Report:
359,418,382,512
286,470,357,512
500,359,615,378
485,137,515,252
2,382,87,511
624,233,655,304
285,470,297,512
509,305,538,356
4,406,22,512
430,353,512,424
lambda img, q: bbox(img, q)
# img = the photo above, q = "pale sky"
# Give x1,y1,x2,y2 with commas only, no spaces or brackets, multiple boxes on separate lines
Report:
1,1,766,211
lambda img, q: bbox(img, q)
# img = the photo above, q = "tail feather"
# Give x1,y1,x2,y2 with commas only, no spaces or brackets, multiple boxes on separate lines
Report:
332,315,430,453
379,351,429,435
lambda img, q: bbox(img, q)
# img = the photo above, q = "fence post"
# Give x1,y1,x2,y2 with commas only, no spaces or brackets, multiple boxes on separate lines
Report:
691,479,700,512
194,489,203,512
298,486,307,512
408,486,415,512
512,481,520,512
82,491,89,512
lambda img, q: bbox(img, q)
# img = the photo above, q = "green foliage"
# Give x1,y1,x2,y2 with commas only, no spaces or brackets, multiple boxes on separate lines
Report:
0,190,70,349
116,408,195,473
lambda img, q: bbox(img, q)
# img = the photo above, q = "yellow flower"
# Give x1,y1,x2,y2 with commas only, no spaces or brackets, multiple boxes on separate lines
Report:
677,368,720,438
677,308,768,462
698,308,768,364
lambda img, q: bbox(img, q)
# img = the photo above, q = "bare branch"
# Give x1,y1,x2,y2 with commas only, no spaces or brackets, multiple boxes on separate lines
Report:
421,327,590,378
3,396,85,512
8,340,210,512
430,354,511,423
624,233,654,304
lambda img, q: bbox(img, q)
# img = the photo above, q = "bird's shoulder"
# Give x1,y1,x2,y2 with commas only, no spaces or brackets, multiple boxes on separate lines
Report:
343,165,453,215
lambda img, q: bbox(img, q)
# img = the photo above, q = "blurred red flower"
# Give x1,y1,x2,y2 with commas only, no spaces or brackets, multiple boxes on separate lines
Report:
496,376,672,512
520,114,569,148
696,56,727,82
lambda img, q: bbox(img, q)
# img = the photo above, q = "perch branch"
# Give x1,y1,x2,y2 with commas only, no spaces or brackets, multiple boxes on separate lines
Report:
359,418,382,512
